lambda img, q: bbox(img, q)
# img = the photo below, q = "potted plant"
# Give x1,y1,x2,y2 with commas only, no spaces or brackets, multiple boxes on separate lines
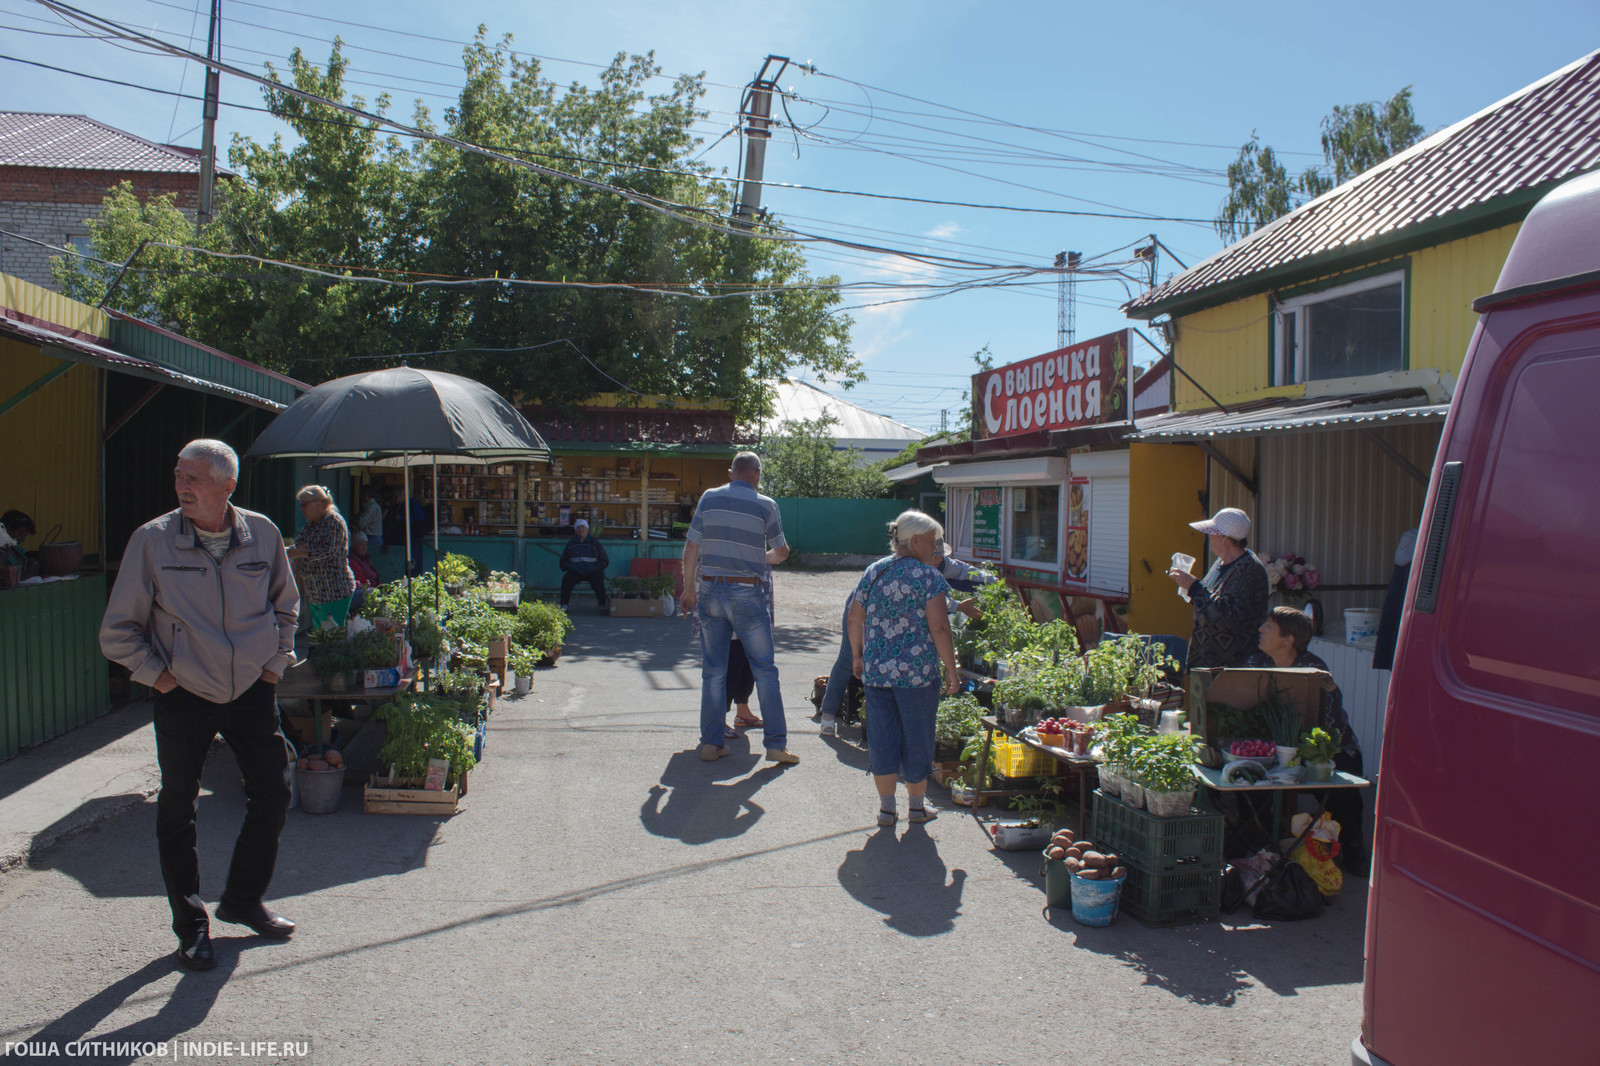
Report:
950,733,998,807
1261,687,1303,768
509,646,538,694
436,552,478,595
992,781,1066,850
1092,712,1143,799
311,639,362,692
1139,732,1200,816
934,692,982,763
510,599,574,666
367,695,478,814
1299,726,1342,781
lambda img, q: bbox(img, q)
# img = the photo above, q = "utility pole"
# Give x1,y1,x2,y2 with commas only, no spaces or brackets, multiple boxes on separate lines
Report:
734,56,790,229
1054,250,1081,349
196,0,221,236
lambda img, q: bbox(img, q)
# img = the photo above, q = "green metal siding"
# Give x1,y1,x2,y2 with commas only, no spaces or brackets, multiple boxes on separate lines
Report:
108,318,300,407
774,498,906,556
0,574,112,758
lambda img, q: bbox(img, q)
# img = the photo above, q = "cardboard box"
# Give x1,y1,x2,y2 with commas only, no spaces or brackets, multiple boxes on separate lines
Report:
1186,667,1335,767
610,597,665,618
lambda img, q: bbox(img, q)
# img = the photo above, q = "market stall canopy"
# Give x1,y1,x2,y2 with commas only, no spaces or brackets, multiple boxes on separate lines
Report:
244,366,548,461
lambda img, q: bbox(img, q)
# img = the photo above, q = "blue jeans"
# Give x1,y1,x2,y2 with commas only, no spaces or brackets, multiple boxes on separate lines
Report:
864,683,939,783
819,600,853,719
698,581,786,750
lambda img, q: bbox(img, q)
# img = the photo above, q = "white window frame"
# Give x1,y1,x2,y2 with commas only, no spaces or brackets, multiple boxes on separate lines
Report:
1275,269,1405,385
1003,483,1064,572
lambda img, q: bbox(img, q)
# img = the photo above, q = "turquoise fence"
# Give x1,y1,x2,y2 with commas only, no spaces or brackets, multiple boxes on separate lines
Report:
0,574,111,758
773,497,905,556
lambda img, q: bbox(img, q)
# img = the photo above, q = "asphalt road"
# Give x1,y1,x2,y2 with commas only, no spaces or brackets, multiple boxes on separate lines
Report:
0,567,1366,1066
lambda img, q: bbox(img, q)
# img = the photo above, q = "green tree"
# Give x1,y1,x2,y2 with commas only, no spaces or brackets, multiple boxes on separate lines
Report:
1215,87,1424,242
758,414,892,499
51,32,857,417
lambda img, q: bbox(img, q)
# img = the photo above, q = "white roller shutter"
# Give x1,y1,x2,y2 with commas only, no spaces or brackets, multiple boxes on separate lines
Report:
1088,475,1129,593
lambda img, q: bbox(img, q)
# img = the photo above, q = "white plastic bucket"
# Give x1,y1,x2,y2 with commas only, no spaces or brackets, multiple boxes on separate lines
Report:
1345,608,1381,644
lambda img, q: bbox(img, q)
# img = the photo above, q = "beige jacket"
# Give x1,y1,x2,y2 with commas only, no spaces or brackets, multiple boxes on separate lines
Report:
100,506,300,704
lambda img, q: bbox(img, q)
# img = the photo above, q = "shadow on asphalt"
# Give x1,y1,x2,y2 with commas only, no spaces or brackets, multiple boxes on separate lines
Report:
1,948,262,1065
33,742,447,901
640,744,788,844
1040,890,1367,1006
557,611,838,680
0,702,152,804
836,824,966,937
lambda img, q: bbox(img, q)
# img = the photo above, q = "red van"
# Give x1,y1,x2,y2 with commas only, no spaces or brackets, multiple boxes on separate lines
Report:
1354,170,1600,1065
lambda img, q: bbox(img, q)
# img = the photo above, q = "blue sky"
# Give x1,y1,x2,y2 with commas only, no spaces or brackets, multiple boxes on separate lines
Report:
4,1,1596,432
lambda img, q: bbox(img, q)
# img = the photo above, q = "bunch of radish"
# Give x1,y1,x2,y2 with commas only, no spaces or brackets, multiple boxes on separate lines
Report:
1043,827,1127,881
1229,739,1276,758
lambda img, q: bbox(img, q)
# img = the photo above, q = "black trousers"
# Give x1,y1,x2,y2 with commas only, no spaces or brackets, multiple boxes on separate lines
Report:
1330,750,1367,867
153,679,290,936
560,569,608,607
727,640,754,706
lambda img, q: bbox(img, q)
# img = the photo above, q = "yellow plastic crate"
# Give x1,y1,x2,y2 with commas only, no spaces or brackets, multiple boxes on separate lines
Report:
993,737,1054,779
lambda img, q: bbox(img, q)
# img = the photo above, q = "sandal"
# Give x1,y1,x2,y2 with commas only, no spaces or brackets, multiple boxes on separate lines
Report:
724,724,738,739
733,714,764,729
876,809,897,828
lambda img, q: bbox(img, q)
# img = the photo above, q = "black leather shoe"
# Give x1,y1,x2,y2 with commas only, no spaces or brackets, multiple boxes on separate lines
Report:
215,901,295,939
175,929,217,971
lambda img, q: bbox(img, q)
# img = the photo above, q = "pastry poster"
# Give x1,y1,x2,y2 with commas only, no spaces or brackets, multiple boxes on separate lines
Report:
972,486,1002,560
1064,477,1089,582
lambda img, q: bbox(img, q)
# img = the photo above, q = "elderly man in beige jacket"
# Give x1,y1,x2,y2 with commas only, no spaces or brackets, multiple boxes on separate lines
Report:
101,438,300,972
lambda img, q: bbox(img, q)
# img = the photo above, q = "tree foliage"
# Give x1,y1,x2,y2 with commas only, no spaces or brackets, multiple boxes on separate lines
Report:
1215,87,1424,243
758,414,892,499
52,32,857,421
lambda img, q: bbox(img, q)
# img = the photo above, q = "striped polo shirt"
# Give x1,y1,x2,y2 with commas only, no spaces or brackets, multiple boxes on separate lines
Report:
687,481,786,577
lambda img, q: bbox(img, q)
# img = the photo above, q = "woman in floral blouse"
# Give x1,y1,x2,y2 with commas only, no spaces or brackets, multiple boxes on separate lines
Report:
848,510,960,828
287,485,356,629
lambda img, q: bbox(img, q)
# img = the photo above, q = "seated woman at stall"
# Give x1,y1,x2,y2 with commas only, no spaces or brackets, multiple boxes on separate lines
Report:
349,531,381,588
1,509,35,571
1248,606,1368,874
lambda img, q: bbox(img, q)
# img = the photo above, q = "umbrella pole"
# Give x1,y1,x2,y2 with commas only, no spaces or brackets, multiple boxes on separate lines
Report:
404,454,413,640
433,456,441,615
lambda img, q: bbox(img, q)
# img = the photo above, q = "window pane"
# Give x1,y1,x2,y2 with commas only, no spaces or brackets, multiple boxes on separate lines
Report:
1308,283,1402,380
1010,486,1059,564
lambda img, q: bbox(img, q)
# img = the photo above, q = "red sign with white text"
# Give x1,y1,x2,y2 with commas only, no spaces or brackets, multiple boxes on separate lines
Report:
972,329,1131,440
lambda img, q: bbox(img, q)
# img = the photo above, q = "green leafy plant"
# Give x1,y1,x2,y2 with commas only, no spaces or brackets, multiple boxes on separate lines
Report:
436,552,478,587
1299,726,1342,764
510,599,574,658
965,579,1038,666
609,575,645,598
509,645,540,677
310,639,362,684
1008,779,1068,828
647,572,677,599
1259,687,1303,748
993,660,1088,717
409,608,445,663
376,695,478,781
1081,634,1177,705
957,733,1000,788
1133,732,1200,793
1206,700,1270,741
350,629,400,669
935,692,984,745
1093,712,1148,775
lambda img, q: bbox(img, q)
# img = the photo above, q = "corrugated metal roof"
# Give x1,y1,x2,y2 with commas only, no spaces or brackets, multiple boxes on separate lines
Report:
0,313,285,410
762,379,925,447
1127,390,1447,440
1125,50,1600,318
0,112,233,175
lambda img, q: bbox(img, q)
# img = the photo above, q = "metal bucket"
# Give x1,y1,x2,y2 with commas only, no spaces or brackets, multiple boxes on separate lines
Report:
296,766,346,814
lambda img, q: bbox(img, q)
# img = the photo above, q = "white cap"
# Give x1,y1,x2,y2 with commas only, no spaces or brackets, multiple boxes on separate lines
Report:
1189,507,1251,539
574,518,589,528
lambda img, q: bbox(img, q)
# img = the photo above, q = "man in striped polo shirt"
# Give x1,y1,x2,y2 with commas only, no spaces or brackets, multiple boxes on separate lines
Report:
679,451,799,765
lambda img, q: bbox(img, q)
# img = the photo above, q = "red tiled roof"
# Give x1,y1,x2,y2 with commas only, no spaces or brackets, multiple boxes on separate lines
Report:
0,112,233,175
1124,50,1600,318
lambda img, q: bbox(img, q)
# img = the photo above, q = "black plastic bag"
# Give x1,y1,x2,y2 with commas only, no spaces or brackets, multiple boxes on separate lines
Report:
1252,862,1327,922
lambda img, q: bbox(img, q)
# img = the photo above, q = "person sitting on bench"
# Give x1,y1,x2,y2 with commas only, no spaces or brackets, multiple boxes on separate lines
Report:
558,519,610,613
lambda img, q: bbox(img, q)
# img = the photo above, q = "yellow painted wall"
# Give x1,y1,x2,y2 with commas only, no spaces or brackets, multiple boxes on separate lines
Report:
0,274,109,338
1126,443,1207,638
1409,222,1520,374
1171,222,1522,409
0,337,101,554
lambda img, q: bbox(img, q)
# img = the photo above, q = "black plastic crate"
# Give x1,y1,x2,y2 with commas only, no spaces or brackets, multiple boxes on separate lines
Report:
1119,861,1223,927
1091,790,1224,873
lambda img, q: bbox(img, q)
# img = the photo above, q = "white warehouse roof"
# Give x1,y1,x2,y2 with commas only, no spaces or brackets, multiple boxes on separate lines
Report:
761,379,925,461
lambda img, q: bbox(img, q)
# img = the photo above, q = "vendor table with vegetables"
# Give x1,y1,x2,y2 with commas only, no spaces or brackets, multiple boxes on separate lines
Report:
1192,762,1369,847
973,715,1098,836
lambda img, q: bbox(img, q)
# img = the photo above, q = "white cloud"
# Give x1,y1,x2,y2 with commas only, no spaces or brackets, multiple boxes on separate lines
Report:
926,222,962,240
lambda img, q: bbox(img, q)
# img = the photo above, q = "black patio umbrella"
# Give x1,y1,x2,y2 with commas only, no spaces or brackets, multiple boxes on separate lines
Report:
246,366,549,624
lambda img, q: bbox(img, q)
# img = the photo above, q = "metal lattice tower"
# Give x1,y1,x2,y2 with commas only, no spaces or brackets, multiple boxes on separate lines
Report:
1055,250,1082,348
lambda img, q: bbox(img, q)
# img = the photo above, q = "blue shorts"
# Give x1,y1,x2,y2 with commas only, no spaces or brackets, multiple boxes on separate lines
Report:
863,683,940,783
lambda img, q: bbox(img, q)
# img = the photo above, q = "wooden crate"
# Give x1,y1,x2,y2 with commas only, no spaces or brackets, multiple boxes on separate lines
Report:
363,772,467,815
610,597,665,618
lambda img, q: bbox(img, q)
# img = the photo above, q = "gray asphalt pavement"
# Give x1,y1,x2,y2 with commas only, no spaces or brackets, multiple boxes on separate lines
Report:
0,567,1365,1065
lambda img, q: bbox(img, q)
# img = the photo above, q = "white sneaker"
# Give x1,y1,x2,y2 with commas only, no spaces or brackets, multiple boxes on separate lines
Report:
820,716,837,736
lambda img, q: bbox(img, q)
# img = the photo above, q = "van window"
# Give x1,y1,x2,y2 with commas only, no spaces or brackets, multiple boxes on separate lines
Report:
1445,329,1600,717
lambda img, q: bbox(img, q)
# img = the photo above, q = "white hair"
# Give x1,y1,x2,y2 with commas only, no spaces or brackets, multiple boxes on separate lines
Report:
888,509,943,552
730,451,762,477
179,439,238,482
296,484,339,514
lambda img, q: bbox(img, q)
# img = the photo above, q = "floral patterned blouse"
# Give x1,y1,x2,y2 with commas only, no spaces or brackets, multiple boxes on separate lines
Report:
295,511,356,605
852,555,951,688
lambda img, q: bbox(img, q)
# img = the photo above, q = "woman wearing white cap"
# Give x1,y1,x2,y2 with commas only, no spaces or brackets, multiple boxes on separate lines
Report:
1168,507,1270,669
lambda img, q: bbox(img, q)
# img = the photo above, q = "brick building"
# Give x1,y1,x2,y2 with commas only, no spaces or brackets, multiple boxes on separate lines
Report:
0,112,230,289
